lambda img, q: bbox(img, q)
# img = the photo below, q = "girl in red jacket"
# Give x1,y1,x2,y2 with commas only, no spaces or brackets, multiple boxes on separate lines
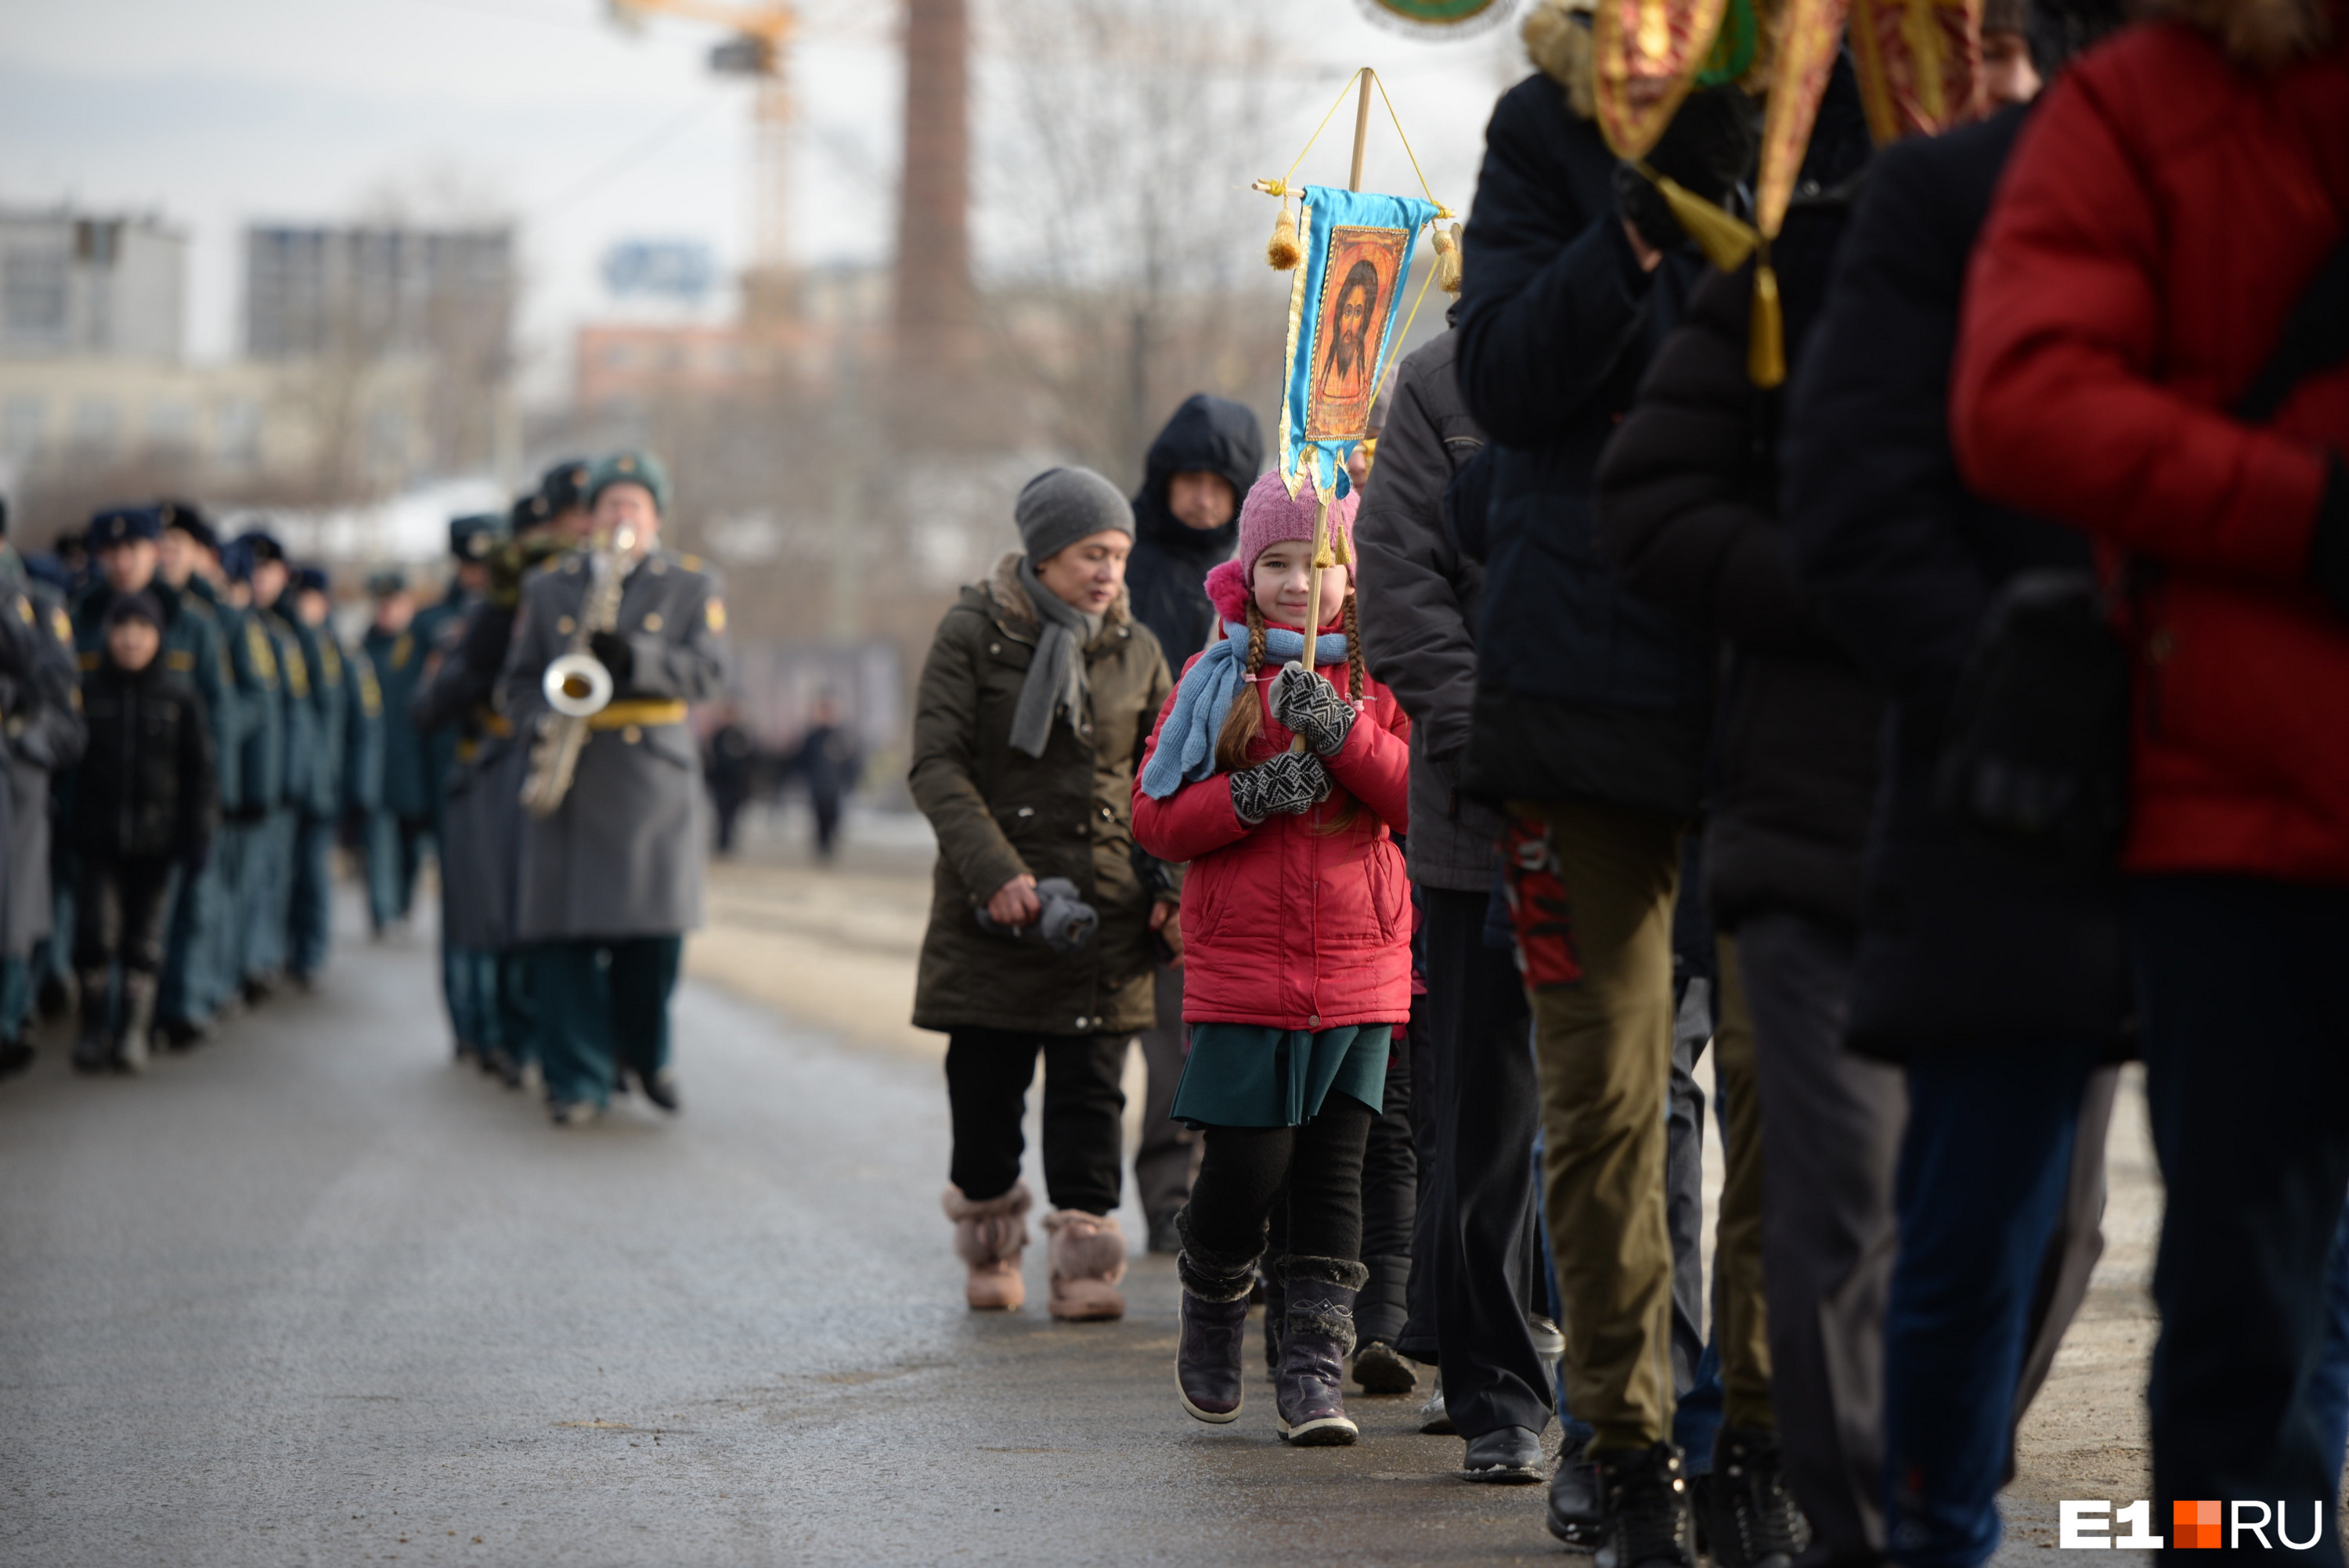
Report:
1133,469,1412,1446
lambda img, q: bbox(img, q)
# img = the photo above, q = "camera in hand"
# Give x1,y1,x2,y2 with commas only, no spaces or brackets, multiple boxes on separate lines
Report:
975,876,1099,954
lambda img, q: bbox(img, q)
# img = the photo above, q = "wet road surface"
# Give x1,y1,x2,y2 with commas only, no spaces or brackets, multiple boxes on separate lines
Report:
0,914,1574,1566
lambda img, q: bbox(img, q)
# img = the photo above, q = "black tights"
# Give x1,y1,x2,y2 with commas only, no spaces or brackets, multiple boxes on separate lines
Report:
1183,1092,1377,1264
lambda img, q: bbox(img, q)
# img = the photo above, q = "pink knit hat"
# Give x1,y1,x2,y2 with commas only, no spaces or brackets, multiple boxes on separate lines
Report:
1236,468,1356,579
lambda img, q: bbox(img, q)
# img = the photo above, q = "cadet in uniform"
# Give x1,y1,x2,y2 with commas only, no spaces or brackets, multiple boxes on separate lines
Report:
500,451,728,1125
0,499,82,1072
360,570,423,933
69,509,225,1014
282,564,351,986
415,496,561,1083
217,539,287,1007
153,503,244,1044
236,530,307,998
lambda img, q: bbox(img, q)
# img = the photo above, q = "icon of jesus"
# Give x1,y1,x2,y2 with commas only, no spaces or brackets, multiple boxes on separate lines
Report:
1315,259,1380,411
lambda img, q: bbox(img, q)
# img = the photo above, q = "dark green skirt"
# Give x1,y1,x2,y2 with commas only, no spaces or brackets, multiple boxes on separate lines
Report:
1168,1022,1393,1130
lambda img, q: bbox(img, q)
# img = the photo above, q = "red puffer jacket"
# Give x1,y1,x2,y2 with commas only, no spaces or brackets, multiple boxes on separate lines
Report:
1133,631,1413,1031
1950,9,2349,882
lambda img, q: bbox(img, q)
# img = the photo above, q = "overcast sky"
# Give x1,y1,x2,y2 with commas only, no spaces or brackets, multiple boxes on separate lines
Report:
0,0,1526,400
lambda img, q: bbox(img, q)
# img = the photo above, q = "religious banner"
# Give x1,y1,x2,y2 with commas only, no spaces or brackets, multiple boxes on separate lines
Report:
1277,185,1440,500
1755,0,1856,236
1593,0,1733,158
1847,0,1985,144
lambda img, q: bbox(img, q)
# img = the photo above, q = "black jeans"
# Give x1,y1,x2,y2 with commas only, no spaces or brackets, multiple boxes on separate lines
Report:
1185,1091,1376,1265
2135,874,2349,1565
74,854,177,975
1356,1038,1417,1343
1417,885,1550,1438
945,1028,1127,1217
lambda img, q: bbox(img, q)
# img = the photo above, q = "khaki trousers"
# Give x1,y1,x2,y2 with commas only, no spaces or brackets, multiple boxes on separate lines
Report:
1510,798,1770,1451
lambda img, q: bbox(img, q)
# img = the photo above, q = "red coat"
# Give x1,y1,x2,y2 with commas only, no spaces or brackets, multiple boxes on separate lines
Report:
1950,15,2349,881
1133,633,1413,1030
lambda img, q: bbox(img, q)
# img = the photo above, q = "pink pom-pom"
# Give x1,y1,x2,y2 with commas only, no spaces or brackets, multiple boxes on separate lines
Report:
1204,558,1251,624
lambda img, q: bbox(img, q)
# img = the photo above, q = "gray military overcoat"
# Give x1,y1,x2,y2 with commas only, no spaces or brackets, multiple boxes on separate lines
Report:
499,546,729,942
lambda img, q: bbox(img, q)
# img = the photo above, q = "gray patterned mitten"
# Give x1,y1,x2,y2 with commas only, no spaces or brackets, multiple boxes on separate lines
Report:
1229,751,1333,824
1268,661,1356,756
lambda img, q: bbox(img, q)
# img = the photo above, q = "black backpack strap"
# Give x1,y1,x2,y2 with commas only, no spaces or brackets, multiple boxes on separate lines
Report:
2235,226,2349,424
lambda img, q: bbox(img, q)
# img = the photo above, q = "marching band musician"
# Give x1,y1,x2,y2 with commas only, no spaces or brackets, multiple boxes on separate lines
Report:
499,450,729,1127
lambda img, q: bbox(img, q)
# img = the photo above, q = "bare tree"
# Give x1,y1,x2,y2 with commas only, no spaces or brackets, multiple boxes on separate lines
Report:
976,0,1296,487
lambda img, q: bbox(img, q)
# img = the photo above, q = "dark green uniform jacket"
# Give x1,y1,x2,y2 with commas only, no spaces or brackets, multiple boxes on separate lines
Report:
909,552,1173,1038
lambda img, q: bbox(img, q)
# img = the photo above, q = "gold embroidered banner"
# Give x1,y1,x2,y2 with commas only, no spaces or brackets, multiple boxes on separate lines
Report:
1594,0,1733,158
1849,0,1985,144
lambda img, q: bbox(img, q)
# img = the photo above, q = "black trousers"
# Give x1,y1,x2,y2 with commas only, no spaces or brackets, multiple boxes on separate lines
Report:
74,854,177,975
1187,1091,1377,1265
1420,885,1550,1439
1357,1037,1417,1343
2135,874,2349,1563
945,1028,1127,1217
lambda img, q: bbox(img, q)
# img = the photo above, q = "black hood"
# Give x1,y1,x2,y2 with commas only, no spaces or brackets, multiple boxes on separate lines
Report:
1131,394,1264,556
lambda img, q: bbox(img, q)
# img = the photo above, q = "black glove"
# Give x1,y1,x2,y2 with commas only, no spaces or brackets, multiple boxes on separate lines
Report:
1613,85,1759,256
1229,751,1333,824
1613,161,1685,258
588,630,635,687
2315,452,2349,624
1268,661,1356,757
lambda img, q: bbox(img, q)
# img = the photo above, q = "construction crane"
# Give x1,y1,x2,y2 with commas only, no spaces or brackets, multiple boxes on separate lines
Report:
606,0,799,323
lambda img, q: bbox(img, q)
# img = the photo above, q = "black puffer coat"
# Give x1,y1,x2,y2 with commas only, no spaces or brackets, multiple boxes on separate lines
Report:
1597,204,1875,932
74,660,217,863
1452,72,1713,813
1355,326,1501,892
1593,71,1874,931
1782,106,2131,1061
1123,395,1263,669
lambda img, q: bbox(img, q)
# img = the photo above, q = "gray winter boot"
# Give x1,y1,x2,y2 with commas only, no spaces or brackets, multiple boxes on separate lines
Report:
1275,1255,1368,1446
115,970,158,1076
1173,1207,1259,1424
70,970,113,1075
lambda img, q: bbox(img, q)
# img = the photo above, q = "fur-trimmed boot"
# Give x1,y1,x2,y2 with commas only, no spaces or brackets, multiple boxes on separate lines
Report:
115,969,158,1076
1042,1209,1127,1321
942,1182,1030,1311
1173,1206,1258,1423
1276,1255,1369,1446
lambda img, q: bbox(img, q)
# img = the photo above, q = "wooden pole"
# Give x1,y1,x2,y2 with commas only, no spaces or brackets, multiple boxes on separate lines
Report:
1347,69,1373,194
1289,69,1373,752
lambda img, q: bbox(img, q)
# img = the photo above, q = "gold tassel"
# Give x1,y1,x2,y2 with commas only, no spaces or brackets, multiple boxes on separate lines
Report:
1749,261,1786,388
1646,168,1759,272
1432,222,1463,294
1268,200,1302,272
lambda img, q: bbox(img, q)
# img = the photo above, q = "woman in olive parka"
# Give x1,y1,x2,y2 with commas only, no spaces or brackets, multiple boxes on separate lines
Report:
911,467,1178,1324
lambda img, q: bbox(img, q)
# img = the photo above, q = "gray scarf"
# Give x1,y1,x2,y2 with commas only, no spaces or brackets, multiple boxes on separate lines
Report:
1009,556,1103,759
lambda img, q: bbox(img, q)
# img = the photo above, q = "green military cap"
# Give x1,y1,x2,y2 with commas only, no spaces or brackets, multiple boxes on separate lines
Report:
365,568,409,598
586,449,672,516
449,513,505,561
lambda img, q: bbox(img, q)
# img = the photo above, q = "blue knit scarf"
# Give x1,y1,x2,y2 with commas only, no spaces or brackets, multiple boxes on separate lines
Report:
1137,621,1349,800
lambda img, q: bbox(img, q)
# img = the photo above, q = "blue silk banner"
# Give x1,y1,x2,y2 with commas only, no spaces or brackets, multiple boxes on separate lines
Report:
1277,184,1440,501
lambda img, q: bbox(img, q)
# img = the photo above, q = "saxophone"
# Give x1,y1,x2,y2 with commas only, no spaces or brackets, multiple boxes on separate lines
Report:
519,524,637,818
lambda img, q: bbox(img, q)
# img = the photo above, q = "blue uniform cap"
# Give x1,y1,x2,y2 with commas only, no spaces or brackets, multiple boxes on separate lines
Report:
233,528,287,564
88,506,162,547
295,565,330,597
220,539,256,583
365,568,409,598
157,499,218,551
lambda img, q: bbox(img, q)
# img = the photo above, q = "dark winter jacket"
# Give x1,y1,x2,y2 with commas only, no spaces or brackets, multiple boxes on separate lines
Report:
1599,198,1877,932
1355,326,1502,892
1452,72,1713,813
1784,108,2131,1059
909,553,1174,1036
1952,14,2349,883
1124,395,1265,669
74,659,217,863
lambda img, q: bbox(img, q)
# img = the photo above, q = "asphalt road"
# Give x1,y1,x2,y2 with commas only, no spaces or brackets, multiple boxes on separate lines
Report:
0,908,1577,1568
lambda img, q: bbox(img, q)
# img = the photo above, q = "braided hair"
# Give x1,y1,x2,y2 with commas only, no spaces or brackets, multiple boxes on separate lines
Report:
1214,598,1269,772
